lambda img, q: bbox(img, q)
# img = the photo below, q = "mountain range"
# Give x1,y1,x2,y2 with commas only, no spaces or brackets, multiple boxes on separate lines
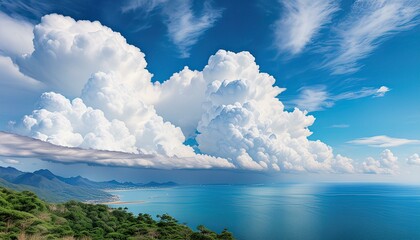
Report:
0,166,177,202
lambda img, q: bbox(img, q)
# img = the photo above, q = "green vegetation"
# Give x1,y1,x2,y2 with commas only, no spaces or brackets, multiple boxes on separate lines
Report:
0,187,234,240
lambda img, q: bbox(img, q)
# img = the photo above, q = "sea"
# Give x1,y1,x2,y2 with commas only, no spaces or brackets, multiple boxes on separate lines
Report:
107,183,420,240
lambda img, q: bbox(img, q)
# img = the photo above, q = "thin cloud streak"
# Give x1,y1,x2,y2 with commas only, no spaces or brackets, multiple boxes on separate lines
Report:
121,0,167,13
333,86,390,101
331,124,350,128
325,0,420,74
274,0,338,55
349,135,420,148
0,132,234,169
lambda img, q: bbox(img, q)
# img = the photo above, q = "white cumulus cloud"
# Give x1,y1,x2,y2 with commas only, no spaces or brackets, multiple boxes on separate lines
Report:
407,153,420,166
8,14,210,162
190,50,353,173
155,67,207,138
16,14,155,98
14,92,138,153
2,14,358,173
361,149,399,174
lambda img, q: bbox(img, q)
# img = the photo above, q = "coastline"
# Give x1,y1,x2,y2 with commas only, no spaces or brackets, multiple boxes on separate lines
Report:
103,186,176,192
100,200,146,205
84,194,120,205
91,185,177,205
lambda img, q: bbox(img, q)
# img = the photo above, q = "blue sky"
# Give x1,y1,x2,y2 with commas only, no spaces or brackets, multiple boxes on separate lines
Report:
0,0,419,182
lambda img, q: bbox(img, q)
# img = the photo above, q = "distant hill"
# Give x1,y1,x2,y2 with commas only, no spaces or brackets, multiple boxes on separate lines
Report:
0,166,177,203
0,168,112,202
0,166,23,182
57,175,140,189
143,181,178,187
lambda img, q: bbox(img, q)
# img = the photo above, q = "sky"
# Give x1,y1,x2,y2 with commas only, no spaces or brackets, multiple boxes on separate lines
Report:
0,0,419,183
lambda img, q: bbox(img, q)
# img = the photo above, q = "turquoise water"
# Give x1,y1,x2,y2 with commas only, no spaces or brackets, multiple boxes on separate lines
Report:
108,184,420,240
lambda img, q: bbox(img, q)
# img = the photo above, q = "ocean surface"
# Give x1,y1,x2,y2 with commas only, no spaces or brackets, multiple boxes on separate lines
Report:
107,184,420,240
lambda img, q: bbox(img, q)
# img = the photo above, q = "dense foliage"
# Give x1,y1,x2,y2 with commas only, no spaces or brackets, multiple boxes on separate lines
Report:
0,187,234,240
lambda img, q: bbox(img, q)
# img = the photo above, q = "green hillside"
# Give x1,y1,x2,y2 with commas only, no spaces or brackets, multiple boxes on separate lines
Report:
0,187,234,240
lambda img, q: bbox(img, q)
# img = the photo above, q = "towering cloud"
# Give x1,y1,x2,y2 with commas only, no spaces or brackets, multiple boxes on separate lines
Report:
158,50,355,173
6,14,356,172
17,14,156,98
155,67,207,138
10,14,198,160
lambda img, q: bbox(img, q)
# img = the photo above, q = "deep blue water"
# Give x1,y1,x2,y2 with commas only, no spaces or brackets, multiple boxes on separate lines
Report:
107,184,420,240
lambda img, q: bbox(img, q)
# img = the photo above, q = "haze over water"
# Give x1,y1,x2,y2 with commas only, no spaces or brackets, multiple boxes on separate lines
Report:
109,184,420,240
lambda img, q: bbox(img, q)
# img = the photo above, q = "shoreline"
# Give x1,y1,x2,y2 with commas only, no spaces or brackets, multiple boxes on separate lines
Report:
92,186,177,205
103,186,176,192
100,200,146,205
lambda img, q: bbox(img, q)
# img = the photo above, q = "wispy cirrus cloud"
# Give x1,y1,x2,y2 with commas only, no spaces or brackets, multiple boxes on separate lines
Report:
349,135,420,148
0,0,53,20
163,0,222,58
291,85,390,112
325,0,420,74
122,0,222,58
274,0,339,55
333,85,390,100
121,0,167,13
289,86,331,112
